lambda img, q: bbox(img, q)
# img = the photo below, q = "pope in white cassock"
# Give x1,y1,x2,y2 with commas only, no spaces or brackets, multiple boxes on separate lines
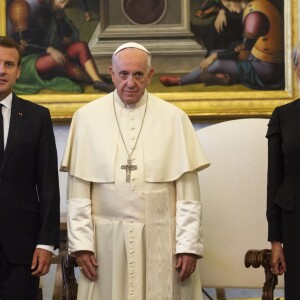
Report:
61,42,210,300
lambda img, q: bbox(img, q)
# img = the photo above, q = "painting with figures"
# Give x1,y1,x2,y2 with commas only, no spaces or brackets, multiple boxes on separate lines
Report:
0,0,296,120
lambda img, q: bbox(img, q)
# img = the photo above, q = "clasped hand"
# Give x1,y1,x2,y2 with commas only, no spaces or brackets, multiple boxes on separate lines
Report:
75,251,197,282
176,253,198,282
76,251,98,281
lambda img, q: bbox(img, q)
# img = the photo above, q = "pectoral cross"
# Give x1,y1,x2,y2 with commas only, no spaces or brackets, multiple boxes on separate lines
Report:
121,159,137,182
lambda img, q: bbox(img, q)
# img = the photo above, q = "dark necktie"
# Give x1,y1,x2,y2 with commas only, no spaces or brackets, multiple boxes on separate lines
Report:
0,104,4,163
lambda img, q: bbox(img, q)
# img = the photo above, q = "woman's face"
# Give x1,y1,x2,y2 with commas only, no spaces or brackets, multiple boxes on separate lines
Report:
221,0,243,13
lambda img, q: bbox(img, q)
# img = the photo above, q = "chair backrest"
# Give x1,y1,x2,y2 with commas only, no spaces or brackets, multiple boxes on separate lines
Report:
196,118,284,289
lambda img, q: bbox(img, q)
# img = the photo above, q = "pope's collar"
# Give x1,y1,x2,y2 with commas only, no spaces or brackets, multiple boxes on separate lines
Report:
114,90,148,109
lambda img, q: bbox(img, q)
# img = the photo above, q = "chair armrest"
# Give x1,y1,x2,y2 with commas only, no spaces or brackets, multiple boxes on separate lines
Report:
244,249,278,300
61,254,78,300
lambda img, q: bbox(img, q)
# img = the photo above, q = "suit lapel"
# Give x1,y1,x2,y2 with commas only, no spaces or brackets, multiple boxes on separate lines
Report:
0,95,24,174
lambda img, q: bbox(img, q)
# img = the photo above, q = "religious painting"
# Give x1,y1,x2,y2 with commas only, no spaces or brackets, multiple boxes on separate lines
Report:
162,0,285,91
5,0,110,95
0,0,298,121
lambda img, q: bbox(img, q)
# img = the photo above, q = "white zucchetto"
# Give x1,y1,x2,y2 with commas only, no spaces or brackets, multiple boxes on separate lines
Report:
112,42,151,57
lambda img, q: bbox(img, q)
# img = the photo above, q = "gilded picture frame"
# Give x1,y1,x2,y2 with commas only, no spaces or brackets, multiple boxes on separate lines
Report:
0,0,299,121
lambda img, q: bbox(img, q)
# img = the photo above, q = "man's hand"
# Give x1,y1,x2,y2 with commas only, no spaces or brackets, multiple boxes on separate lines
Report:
75,251,98,281
271,241,286,275
31,248,53,276
234,44,250,61
214,9,227,33
176,253,198,281
200,52,218,70
47,47,66,66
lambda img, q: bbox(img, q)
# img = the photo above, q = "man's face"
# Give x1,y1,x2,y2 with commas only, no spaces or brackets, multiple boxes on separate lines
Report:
221,0,243,13
0,46,20,100
51,0,70,14
108,48,154,105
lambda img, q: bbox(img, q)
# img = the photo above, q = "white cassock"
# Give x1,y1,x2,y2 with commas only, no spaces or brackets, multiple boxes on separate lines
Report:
61,90,210,300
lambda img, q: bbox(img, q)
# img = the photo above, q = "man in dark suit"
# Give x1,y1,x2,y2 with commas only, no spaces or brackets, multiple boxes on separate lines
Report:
0,36,60,299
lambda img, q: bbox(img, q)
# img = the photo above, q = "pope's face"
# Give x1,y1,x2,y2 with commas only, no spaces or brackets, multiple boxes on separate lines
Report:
0,46,20,100
109,48,154,105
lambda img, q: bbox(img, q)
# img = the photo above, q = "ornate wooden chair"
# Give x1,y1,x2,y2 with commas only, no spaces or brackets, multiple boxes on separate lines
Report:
54,217,78,300
197,119,283,299
61,254,78,300
244,249,279,300
38,251,78,300
37,215,78,300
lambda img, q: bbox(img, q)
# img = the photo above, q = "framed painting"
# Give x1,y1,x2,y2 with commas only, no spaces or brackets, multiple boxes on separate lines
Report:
0,0,299,121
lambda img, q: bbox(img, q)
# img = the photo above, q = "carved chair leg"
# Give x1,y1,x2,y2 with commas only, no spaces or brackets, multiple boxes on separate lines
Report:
62,254,78,300
52,263,63,300
245,249,278,300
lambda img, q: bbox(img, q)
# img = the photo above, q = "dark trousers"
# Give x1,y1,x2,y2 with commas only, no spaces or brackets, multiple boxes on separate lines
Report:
0,246,39,300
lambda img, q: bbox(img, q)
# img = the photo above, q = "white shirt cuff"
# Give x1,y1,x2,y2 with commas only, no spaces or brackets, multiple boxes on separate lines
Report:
36,244,55,253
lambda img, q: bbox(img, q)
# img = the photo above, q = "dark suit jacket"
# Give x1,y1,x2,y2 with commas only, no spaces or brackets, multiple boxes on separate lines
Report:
266,98,300,242
0,93,60,264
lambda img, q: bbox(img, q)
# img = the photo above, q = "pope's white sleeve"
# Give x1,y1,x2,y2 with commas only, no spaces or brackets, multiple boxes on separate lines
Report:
175,171,203,257
66,175,94,254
